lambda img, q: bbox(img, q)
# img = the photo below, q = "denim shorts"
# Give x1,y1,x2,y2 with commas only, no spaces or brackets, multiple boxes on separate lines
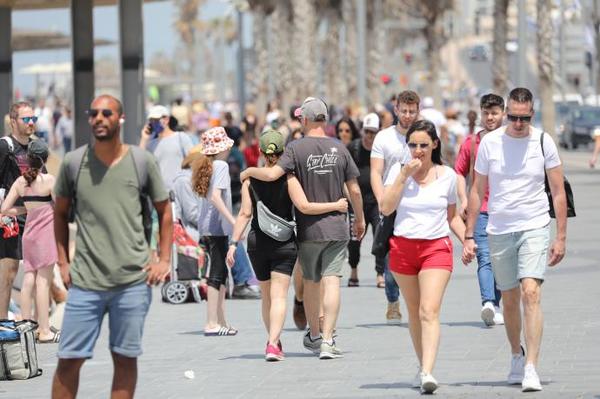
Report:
58,282,152,359
488,225,550,291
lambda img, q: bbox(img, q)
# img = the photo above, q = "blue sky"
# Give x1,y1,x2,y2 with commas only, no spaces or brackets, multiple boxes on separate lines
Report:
12,0,235,96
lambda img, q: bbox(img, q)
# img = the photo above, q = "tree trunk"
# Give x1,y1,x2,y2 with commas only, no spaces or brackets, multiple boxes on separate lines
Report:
492,0,510,96
424,15,443,108
251,11,269,116
367,0,385,106
342,1,357,102
537,0,556,138
292,0,318,100
272,0,294,113
324,11,344,106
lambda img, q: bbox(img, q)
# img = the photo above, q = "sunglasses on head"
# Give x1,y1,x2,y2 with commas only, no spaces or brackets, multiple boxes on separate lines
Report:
21,116,38,124
507,114,532,123
407,143,430,150
86,109,114,118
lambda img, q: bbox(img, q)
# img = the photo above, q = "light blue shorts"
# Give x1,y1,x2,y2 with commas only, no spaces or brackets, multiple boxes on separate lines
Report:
488,225,550,291
58,282,152,359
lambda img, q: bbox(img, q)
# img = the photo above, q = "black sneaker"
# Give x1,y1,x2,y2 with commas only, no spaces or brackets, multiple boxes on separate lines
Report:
231,284,261,299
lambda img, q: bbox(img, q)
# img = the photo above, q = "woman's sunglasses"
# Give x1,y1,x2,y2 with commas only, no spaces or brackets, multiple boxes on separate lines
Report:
407,143,430,150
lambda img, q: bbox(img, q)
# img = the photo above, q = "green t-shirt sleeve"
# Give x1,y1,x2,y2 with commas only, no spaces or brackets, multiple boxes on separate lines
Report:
54,154,72,198
145,152,169,202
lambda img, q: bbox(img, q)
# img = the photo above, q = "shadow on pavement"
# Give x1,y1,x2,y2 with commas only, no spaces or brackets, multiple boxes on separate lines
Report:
441,321,490,329
447,380,552,388
356,323,408,329
359,382,415,390
219,352,315,360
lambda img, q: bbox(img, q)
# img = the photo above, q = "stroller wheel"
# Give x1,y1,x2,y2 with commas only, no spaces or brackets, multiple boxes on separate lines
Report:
163,281,189,304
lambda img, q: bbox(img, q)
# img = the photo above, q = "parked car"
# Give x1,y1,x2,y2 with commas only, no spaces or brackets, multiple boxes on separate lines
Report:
469,45,488,61
562,106,600,149
533,102,576,145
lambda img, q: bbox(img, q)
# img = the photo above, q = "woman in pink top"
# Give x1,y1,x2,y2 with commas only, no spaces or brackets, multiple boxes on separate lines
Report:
1,140,59,343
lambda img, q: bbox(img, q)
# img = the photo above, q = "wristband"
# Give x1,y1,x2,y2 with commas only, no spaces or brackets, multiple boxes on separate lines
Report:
229,240,238,247
464,236,474,240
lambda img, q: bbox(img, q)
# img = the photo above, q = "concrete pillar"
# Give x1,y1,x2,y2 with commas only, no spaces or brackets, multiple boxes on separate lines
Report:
71,0,95,147
119,0,145,145
0,6,12,136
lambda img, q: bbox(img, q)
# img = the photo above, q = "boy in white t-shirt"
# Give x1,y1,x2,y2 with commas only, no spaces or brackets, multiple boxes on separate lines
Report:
370,90,419,324
463,88,568,392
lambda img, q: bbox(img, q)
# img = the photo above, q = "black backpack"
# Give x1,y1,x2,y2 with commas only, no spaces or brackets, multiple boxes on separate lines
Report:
0,137,22,192
64,145,154,243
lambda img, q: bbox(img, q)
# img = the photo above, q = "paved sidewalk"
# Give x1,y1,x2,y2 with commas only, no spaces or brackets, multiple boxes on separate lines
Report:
1,151,599,398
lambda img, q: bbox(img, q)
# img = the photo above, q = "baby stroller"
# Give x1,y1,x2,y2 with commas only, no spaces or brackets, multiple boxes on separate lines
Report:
161,199,210,304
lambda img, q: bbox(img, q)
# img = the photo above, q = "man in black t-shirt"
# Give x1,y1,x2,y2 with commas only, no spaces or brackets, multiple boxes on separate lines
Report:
346,113,383,287
0,101,37,318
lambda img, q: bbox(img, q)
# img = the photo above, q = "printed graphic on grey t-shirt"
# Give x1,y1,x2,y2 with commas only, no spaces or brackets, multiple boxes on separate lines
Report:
307,147,339,174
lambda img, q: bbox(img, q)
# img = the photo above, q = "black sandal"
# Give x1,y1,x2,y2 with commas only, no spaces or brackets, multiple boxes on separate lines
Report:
348,278,359,287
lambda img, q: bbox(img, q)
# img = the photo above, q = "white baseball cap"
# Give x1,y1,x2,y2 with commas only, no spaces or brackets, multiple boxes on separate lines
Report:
363,113,380,131
147,105,169,119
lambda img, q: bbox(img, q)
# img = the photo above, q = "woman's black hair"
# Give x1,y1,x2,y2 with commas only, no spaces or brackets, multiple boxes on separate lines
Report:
406,119,443,165
334,117,360,141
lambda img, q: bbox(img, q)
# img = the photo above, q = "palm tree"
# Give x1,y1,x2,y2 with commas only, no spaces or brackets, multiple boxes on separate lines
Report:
271,0,294,113
537,0,556,138
398,0,454,108
174,0,205,96
247,0,276,115
292,0,318,101
492,0,510,96
342,0,358,102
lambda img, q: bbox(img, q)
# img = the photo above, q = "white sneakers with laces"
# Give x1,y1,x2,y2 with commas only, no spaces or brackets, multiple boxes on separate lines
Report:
419,372,438,394
522,364,543,392
481,301,495,326
493,306,504,325
507,346,525,385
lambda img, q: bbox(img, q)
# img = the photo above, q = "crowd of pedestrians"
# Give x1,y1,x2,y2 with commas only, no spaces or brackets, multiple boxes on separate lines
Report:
0,86,570,396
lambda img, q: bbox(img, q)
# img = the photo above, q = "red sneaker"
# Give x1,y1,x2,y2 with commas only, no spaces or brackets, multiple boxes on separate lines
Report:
265,342,284,362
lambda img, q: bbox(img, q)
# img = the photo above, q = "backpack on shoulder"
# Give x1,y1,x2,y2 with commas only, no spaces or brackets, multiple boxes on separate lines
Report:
64,145,154,242
0,137,21,194
0,319,42,380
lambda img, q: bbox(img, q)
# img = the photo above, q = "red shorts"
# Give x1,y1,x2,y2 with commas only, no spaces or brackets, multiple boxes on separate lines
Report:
389,236,453,275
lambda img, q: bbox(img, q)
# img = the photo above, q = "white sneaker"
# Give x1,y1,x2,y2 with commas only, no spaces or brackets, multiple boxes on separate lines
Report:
420,372,439,394
481,301,495,326
412,367,421,388
507,346,525,385
522,364,542,392
493,306,504,325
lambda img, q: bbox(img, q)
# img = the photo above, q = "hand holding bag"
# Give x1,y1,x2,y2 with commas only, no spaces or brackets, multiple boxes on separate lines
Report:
371,211,396,258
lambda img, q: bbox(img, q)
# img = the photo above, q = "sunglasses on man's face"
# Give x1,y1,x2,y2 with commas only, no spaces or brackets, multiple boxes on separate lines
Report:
507,114,532,123
20,116,38,124
86,109,114,118
407,143,430,150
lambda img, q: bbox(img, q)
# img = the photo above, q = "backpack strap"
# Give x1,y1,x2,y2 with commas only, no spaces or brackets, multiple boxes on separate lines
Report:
1,136,14,153
468,133,477,187
66,145,88,199
129,146,150,195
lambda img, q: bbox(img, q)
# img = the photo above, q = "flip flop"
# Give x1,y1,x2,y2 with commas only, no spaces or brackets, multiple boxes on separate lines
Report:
348,278,359,287
204,326,238,336
38,330,60,344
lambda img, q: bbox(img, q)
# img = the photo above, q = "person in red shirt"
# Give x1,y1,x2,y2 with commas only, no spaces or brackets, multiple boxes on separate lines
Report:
454,93,505,327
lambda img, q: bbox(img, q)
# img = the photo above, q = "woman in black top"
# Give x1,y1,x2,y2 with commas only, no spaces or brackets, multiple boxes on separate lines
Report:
226,130,347,361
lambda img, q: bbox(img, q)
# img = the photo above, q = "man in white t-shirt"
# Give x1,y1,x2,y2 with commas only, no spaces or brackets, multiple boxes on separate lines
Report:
370,90,419,324
420,96,447,139
463,88,568,392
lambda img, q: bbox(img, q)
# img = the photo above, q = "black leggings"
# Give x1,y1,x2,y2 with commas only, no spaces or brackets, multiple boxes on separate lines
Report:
202,236,229,290
348,200,385,274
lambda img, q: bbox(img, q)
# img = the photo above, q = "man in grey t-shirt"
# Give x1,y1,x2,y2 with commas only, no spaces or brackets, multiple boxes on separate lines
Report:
241,97,365,359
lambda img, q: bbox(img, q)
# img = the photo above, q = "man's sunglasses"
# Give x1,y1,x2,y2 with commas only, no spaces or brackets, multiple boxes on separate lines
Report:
21,116,38,124
86,109,114,118
407,143,430,149
507,114,532,123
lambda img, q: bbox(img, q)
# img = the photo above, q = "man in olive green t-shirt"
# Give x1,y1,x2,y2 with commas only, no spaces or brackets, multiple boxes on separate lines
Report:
51,95,172,399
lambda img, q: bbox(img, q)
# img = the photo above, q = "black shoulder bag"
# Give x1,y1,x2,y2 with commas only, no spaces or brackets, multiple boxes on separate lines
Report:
540,133,576,218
